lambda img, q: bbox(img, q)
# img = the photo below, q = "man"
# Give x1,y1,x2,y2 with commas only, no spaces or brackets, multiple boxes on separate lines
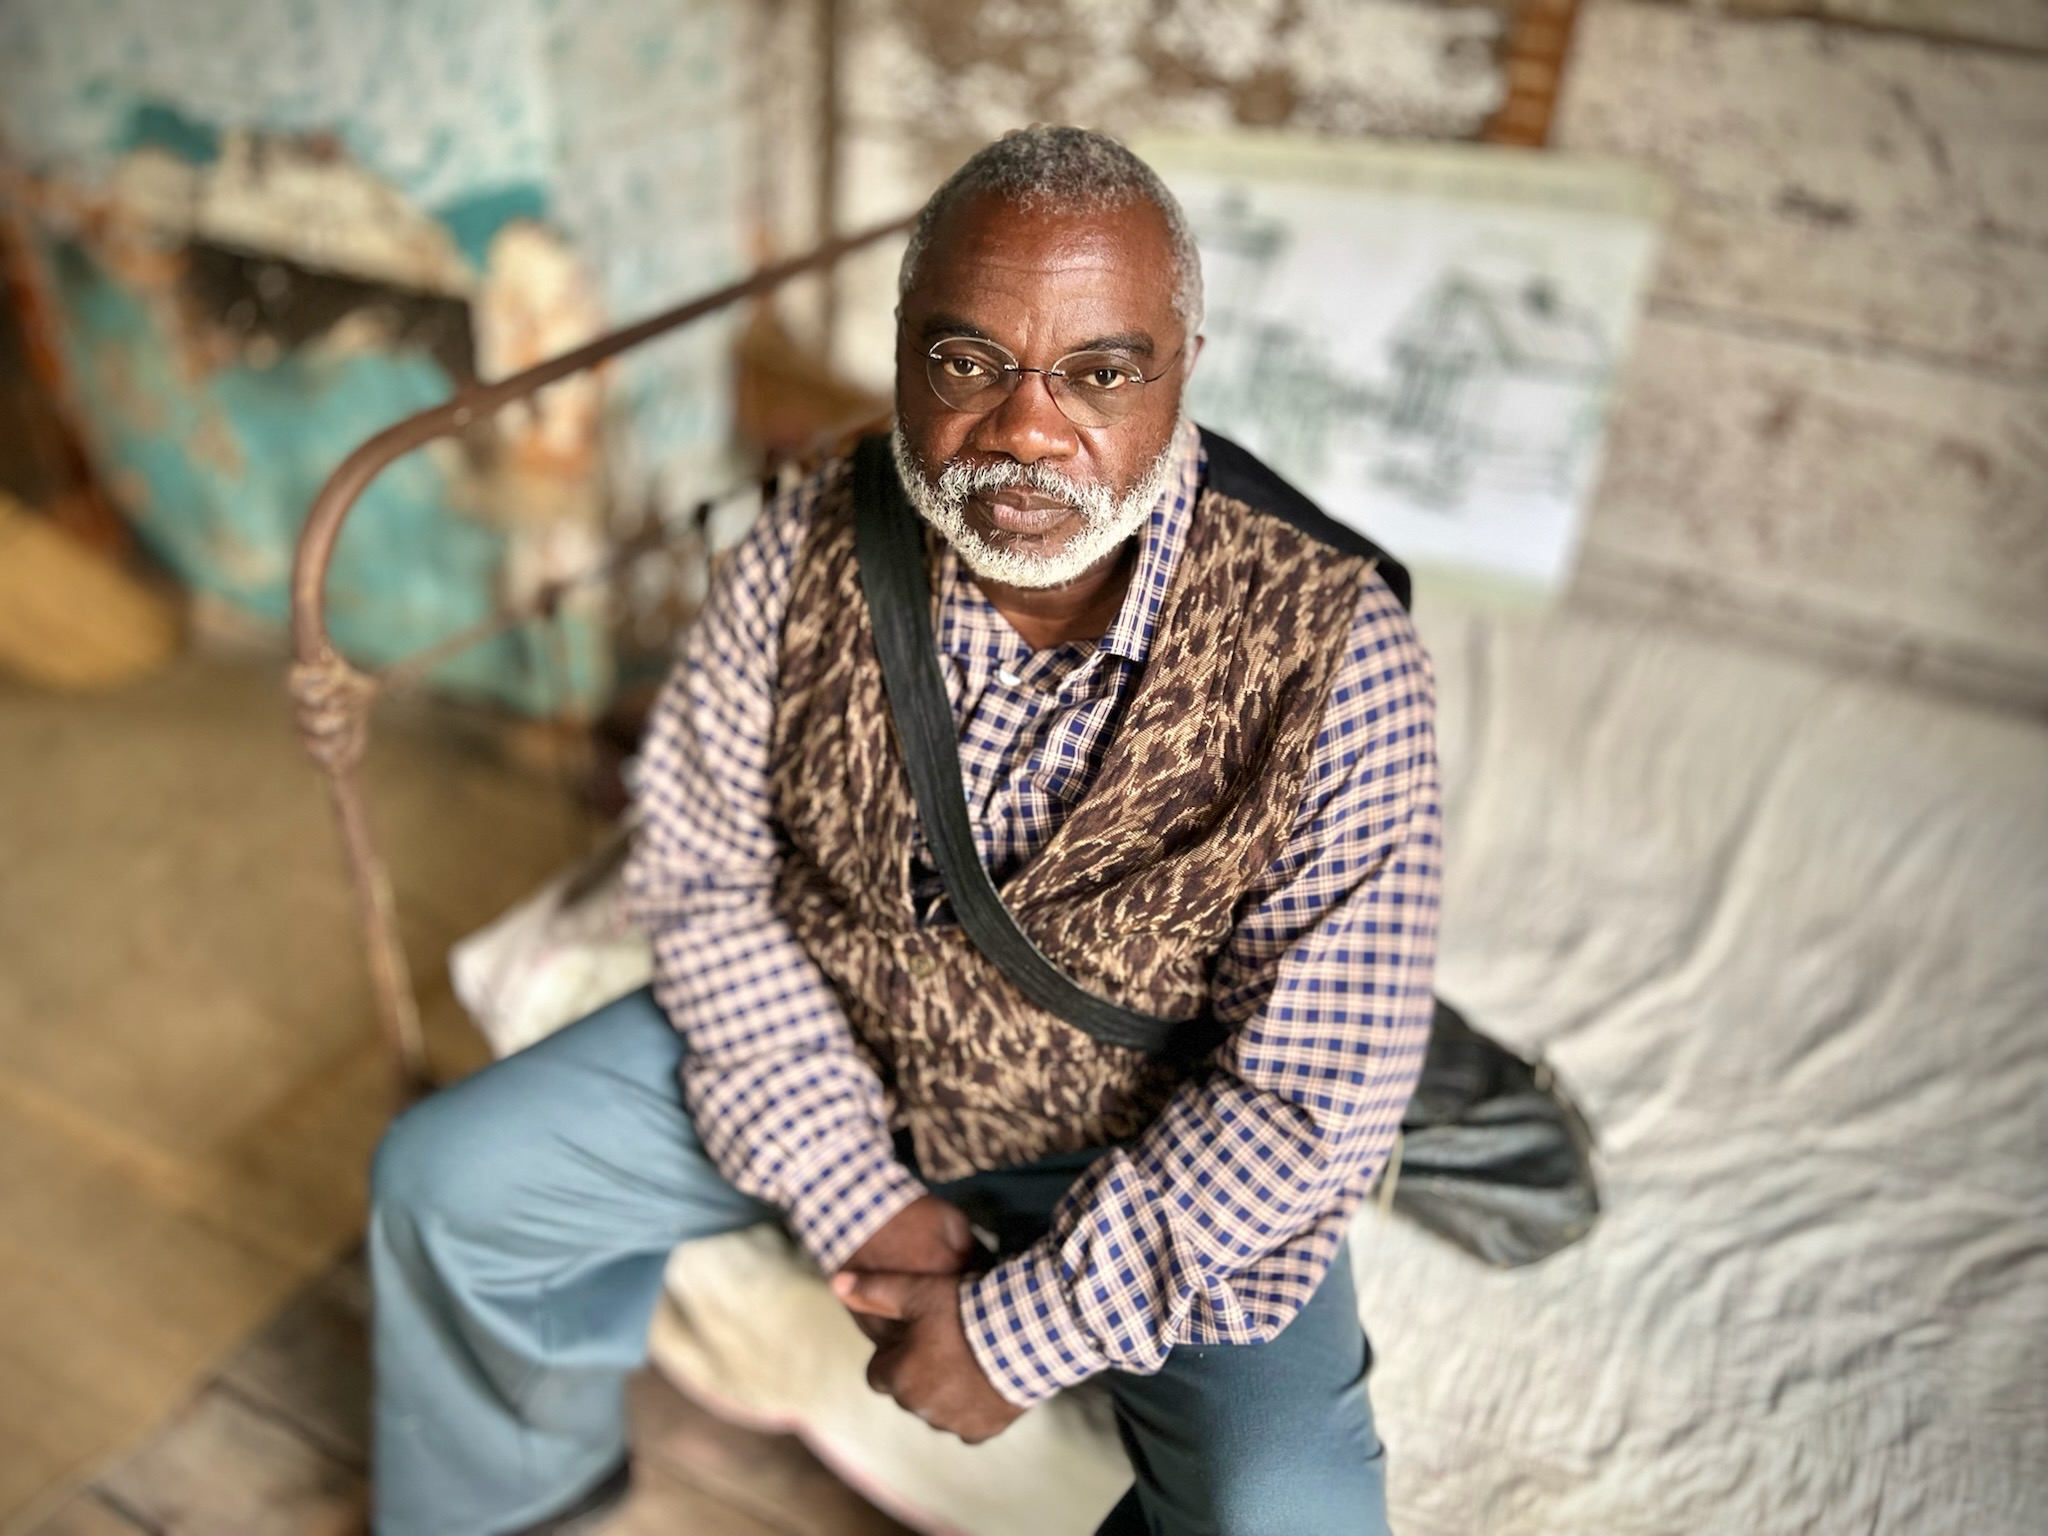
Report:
369,126,1439,1536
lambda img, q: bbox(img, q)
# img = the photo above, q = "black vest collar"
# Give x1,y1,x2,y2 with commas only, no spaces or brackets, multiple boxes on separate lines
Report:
1198,425,1412,612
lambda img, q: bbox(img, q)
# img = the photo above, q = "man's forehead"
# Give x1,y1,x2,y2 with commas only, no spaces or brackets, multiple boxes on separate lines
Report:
901,193,1178,339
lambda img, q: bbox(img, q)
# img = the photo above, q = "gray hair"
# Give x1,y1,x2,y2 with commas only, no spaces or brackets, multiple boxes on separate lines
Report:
897,126,1204,339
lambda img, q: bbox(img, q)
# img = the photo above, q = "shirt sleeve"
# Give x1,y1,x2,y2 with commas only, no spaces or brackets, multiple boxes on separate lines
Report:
622,471,926,1275
959,572,1442,1406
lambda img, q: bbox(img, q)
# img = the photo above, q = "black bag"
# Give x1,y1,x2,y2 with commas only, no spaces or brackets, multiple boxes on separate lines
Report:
1391,998,1599,1266
851,433,1598,1267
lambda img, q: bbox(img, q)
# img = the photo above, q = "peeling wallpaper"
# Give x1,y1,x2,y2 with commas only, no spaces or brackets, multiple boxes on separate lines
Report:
0,0,749,713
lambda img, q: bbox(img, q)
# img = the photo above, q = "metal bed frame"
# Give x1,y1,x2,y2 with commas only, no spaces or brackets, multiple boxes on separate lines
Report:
286,214,913,1102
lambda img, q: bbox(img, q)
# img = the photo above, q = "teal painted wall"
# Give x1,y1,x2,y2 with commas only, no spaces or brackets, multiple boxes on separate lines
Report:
0,0,743,716
49,243,605,712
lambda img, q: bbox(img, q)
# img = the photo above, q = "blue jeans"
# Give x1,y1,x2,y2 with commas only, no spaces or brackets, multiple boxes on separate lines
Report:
369,988,1389,1535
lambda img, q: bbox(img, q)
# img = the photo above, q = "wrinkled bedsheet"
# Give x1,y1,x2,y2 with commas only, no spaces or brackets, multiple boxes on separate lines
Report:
453,596,2048,1534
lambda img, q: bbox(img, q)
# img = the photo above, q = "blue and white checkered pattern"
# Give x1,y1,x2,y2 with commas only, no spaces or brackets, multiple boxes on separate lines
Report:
625,419,1441,1407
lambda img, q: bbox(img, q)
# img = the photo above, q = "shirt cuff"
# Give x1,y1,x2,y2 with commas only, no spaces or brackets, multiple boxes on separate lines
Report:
779,1136,928,1275
960,1242,1111,1408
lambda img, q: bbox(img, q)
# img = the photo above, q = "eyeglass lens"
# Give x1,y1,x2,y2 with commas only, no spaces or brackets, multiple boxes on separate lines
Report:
926,339,1156,427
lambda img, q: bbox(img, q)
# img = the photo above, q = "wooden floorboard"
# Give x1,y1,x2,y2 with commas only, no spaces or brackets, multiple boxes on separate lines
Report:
0,655,583,1525
605,1460,795,1536
93,1388,365,1536
216,1256,370,1472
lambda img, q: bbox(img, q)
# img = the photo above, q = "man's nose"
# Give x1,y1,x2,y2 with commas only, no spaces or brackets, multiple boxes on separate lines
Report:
965,370,1080,465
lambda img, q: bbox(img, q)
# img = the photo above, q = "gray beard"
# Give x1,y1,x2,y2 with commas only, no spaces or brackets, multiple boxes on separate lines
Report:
889,423,1183,591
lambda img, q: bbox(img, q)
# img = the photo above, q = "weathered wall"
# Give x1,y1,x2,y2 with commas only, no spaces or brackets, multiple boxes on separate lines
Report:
0,0,749,712
1555,1,2048,700
541,0,752,504
0,0,559,263
10,1,2035,704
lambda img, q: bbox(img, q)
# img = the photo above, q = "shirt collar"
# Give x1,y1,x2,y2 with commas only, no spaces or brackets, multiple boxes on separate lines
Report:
1098,415,1201,665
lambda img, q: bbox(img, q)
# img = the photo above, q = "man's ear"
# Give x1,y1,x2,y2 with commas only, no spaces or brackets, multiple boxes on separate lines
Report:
1185,332,1205,381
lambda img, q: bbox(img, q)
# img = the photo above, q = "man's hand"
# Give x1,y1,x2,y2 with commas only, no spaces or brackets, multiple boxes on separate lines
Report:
837,1196,976,1342
830,1271,1025,1444
841,1194,976,1275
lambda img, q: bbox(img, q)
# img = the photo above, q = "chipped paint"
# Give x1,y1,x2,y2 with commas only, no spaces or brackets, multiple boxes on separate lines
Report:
0,0,751,715
477,224,607,480
843,0,1507,158
46,238,590,711
199,131,479,298
80,136,479,306
74,0,741,515
118,101,222,165
440,185,553,273
1558,1,2048,692
34,202,616,715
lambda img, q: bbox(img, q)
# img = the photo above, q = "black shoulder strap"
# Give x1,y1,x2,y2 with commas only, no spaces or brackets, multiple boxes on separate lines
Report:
851,435,1212,1059
1199,426,1412,611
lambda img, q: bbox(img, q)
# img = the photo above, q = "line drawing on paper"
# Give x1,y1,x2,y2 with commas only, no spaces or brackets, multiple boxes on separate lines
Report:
1186,189,1615,517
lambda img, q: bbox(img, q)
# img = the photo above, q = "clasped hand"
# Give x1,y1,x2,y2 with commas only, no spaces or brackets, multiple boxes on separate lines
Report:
830,1195,1024,1444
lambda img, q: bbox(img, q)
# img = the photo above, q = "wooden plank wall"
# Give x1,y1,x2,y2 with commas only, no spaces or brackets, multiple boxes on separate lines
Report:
1556,0,2048,705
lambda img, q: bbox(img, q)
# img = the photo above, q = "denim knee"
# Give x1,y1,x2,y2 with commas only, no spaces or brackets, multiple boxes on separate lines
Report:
370,1088,519,1242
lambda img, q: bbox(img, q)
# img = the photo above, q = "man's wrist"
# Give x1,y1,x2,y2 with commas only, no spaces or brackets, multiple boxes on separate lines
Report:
959,1243,1109,1408
781,1139,928,1274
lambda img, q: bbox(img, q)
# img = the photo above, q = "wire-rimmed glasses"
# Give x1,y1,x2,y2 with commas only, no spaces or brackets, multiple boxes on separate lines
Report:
924,336,1183,428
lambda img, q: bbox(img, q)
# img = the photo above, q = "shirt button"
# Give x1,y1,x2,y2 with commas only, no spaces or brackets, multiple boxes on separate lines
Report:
996,667,1024,687
906,954,936,979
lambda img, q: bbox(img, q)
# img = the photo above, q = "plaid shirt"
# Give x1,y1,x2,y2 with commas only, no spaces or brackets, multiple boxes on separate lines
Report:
625,420,1441,1408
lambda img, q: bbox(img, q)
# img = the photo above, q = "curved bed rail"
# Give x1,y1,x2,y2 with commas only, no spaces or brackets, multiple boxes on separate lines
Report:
287,214,914,1101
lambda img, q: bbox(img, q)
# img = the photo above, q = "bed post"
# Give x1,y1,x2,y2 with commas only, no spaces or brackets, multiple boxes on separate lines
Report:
287,216,915,1103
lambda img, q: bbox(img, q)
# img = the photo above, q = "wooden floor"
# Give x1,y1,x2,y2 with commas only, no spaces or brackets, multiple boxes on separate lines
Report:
0,654,912,1535
0,654,597,1523
22,1251,915,1536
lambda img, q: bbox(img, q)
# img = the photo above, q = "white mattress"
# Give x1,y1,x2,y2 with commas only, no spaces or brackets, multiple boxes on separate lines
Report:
454,594,2048,1534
